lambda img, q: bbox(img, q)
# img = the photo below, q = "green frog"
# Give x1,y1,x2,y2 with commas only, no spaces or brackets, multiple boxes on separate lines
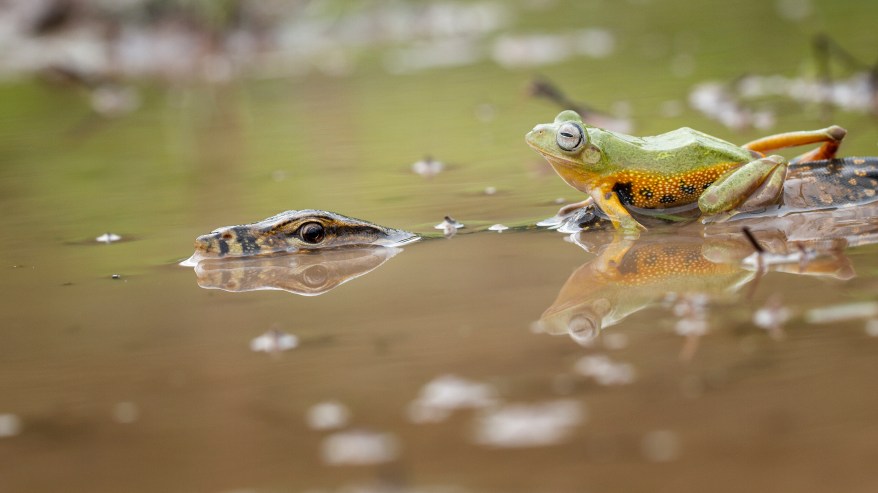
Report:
526,110,848,233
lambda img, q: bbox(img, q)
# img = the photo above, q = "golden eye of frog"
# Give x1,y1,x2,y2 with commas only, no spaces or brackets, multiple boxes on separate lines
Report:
526,110,847,234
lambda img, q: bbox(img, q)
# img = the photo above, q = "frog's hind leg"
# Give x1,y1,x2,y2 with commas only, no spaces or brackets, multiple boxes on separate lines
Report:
743,125,847,163
699,155,788,217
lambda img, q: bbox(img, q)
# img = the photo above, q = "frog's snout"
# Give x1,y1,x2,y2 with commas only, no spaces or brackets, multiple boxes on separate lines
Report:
525,124,550,148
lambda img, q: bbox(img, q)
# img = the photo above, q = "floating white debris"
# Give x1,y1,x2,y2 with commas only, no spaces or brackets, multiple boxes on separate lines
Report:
307,401,351,431
472,400,584,448
488,224,509,233
250,330,299,354
775,0,812,21
412,156,445,177
484,186,497,195
91,85,141,117
96,233,121,244
805,302,878,324
675,317,708,337
753,296,791,333
0,413,22,438
574,355,636,386
866,319,878,337
435,216,465,237
670,294,711,342
573,28,615,59
321,430,399,466
688,81,772,131
408,374,498,424
602,332,629,350
492,34,571,68
112,402,140,424
641,430,681,462
384,39,483,74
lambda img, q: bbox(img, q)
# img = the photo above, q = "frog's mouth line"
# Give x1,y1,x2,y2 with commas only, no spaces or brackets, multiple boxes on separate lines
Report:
524,136,582,170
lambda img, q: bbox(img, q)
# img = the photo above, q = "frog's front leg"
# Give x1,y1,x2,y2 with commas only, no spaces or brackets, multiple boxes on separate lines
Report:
698,155,787,216
590,187,646,234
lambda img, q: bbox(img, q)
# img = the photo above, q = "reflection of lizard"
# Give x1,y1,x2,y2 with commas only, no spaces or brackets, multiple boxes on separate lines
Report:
193,246,403,296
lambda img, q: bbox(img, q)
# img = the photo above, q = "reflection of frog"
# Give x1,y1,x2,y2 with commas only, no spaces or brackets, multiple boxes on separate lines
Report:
526,110,852,233
536,222,861,344
537,236,754,344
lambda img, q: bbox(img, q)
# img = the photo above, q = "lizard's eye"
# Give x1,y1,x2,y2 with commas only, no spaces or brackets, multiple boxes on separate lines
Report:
556,122,584,152
298,222,326,244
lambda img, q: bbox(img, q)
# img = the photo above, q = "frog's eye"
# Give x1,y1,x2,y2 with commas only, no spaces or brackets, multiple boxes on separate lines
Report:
556,122,584,152
297,222,326,244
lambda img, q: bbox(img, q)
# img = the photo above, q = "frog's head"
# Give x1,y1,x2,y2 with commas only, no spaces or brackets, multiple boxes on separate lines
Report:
525,111,603,183
191,210,419,261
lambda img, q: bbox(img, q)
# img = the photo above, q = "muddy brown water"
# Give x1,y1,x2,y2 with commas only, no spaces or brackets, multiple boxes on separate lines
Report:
3,1,878,490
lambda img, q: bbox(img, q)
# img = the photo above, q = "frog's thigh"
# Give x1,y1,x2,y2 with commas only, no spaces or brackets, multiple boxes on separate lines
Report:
698,155,787,215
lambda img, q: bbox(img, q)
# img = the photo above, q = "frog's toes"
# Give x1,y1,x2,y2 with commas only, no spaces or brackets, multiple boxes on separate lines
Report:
826,125,847,142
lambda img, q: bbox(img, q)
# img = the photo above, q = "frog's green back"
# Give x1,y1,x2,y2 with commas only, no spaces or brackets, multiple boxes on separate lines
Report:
589,127,752,172
587,126,753,209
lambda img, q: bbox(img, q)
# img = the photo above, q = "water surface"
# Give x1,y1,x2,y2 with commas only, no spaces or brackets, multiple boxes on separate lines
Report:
3,1,878,491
